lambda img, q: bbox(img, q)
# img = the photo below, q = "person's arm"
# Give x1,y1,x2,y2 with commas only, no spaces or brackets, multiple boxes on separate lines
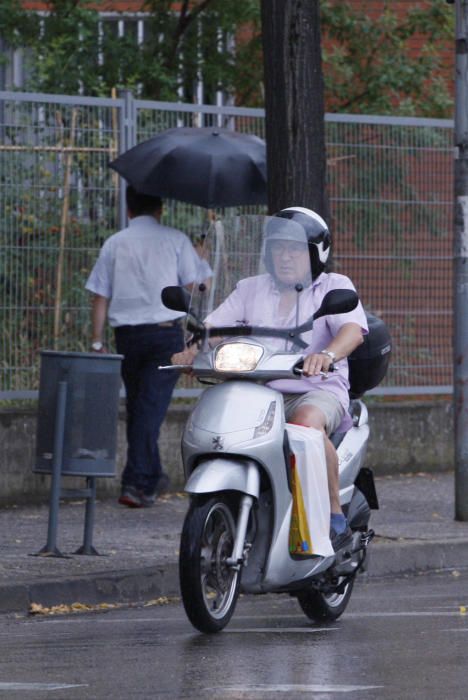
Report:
302,322,364,376
91,294,109,352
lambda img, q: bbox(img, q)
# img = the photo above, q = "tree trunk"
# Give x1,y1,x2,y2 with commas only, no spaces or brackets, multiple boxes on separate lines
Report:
260,0,328,220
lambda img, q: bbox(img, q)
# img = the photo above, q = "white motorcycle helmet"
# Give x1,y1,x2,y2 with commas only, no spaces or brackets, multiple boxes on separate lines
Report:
265,206,331,281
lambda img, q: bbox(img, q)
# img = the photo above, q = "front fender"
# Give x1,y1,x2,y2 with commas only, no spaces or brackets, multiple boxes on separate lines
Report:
185,458,260,498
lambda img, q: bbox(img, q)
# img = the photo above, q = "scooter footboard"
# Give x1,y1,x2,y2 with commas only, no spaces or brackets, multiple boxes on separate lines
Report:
185,458,261,498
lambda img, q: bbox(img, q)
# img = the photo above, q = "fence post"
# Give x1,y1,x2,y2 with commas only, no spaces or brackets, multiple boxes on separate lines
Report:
0,41,5,143
453,0,468,521
117,89,137,229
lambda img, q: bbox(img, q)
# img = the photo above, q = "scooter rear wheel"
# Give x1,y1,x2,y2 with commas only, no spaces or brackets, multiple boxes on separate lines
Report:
179,494,241,633
297,578,354,622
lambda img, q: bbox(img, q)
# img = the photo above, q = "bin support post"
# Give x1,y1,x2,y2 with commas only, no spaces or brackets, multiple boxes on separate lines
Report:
74,477,100,556
34,381,68,558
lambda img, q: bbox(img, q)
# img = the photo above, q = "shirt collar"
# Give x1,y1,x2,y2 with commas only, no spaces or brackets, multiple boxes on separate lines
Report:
312,272,326,289
128,215,159,228
267,274,314,295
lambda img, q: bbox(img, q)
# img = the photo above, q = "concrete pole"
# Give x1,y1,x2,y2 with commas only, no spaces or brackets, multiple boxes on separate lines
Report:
453,0,468,520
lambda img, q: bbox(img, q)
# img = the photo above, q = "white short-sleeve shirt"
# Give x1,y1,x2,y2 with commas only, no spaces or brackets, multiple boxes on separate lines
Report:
85,215,200,327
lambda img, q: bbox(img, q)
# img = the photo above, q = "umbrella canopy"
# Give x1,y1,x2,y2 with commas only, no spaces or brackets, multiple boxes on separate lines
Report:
109,126,267,209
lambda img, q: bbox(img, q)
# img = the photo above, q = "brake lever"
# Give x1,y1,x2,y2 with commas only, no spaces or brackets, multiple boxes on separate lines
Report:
158,364,193,370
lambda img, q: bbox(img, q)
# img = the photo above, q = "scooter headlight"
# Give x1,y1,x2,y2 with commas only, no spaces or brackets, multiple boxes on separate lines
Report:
214,342,263,372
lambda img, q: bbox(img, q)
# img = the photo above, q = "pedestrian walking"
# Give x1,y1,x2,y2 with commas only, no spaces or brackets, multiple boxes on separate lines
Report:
85,185,200,507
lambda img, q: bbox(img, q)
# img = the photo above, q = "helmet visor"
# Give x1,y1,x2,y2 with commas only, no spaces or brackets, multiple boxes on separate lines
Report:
263,217,311,286
187,215,316,351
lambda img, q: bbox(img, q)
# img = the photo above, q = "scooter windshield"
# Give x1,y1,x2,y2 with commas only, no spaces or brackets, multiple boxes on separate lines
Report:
189,215,314,352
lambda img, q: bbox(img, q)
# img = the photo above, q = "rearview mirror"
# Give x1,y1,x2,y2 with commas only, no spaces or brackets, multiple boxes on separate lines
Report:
313,289,359,321
161,286,191,314
161,286,205,334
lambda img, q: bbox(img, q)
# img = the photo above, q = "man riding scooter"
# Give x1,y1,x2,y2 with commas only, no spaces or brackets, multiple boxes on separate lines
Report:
172,207,368,552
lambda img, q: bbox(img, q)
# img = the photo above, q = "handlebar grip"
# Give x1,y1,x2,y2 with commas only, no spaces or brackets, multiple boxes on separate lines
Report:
293,361,304,376
293,361,335,376
158,364,192,370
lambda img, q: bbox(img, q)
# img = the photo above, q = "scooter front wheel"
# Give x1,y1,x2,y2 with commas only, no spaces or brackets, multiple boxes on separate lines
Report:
297,577,354,622
179,494,241,633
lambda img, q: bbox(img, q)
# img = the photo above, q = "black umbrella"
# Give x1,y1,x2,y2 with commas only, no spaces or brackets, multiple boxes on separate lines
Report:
109,126,267,209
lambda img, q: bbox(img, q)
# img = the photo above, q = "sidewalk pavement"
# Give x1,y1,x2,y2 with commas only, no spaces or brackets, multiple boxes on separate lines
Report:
0,471,467,615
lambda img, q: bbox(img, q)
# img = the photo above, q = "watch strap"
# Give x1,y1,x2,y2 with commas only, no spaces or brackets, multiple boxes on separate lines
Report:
320,349,336,362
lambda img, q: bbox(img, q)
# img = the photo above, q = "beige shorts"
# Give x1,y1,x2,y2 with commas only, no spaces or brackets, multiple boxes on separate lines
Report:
282,389,345,436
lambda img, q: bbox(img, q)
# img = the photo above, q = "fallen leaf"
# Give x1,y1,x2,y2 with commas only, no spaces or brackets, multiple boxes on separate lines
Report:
143,596,177,607
30,601,121,616
29,603,47,615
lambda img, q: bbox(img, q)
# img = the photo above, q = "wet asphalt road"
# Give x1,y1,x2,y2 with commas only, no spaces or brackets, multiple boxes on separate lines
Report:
0,570,467,699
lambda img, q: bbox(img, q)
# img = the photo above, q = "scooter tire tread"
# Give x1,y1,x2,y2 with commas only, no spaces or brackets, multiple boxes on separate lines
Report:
297,579,354,622
179,494,241,634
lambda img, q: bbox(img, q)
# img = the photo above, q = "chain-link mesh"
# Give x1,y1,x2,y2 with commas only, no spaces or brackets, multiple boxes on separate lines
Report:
0,95,121,391
0,91,453,394
327,120,452,389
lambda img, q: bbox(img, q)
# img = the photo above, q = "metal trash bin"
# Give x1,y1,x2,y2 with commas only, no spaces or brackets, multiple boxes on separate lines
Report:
35,350,123,478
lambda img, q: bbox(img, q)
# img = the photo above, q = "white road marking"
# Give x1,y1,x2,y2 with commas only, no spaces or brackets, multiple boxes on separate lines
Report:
24,609,468,626
0,683,87,691
205,684,384,694
226,627,339,633
346,611,466,617
22,616,164,626
441,628,468,632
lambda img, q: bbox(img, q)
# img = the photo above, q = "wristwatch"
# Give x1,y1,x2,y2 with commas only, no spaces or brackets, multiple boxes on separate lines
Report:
91,341,103,352
320,349,336,362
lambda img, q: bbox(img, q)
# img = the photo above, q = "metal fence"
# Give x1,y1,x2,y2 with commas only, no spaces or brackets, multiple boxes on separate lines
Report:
0,89,454,397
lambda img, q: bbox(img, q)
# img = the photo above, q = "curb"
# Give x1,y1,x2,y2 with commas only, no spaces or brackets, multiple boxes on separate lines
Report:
0,563,180,615
369,538,468,577
3,540,468,615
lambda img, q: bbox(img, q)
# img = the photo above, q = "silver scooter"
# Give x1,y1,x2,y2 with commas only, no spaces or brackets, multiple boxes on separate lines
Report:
162,282,379,634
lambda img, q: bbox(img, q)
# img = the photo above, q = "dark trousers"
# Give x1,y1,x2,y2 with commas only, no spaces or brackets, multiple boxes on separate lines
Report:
115,323,184,495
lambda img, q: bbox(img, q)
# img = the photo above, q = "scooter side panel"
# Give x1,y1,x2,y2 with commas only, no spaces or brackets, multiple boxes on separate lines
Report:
337,423,370,497
185,458,260,498
259,502,335,590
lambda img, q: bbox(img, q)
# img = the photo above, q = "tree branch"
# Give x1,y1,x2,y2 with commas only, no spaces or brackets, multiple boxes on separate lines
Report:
337,88,373,112
164,0,216,70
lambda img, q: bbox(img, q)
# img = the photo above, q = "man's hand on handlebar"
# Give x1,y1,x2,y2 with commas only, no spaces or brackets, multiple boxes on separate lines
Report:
171,345,199,374
301,352,335,379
